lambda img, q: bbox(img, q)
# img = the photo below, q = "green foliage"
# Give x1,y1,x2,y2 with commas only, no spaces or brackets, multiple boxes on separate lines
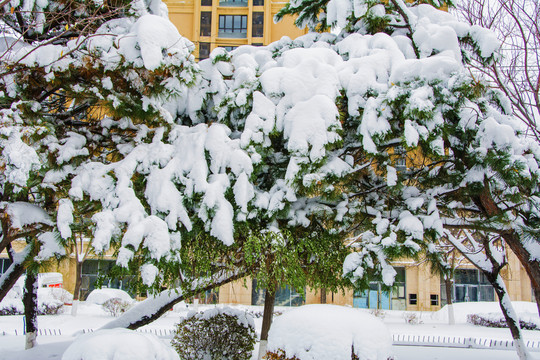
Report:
171,308,256,360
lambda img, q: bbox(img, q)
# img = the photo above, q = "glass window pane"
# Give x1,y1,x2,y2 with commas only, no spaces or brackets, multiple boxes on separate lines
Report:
455,285,466,302
479,285,494,301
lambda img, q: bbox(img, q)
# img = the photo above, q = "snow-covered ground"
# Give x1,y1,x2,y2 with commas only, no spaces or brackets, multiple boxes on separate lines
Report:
1,301,539,360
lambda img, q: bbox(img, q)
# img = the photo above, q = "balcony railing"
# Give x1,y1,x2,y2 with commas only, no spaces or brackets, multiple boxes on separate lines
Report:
218,30,247,38
219,0,247,6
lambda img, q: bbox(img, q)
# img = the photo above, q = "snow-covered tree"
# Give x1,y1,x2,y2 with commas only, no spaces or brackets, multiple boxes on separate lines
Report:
2,2,539,358
272,0,540,357
454,0,540,142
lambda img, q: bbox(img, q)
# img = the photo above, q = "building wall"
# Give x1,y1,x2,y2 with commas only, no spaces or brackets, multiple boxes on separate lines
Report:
0,243,534,310
403,261,443,311
164,0,308,60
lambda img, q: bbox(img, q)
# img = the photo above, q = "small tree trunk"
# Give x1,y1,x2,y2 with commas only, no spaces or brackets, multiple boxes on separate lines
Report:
71,261,83,316
492,275,530,360
444,278,455,325
258,287,276,360
23,272,38,350
0,244,32,303
320,288,327,304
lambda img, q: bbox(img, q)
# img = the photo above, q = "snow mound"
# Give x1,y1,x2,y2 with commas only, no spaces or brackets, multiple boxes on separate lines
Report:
85,288,134,305
38,287,73,306
61,329,179,360
267,304,394,360
432,301,539,323
185,306,255,330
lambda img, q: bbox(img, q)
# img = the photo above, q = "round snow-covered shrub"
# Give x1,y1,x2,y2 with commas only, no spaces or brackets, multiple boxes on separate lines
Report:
171,306,256,360
102,297,132,317
38,299,64,315
62,329,179,360
467,313,539,330
266,305,394,360
0,303,22,315
0,288,66,315
85,288,134,305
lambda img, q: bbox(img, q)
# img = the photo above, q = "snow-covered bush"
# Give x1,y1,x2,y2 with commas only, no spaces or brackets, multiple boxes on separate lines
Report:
245,309,283,319
85,288,134,305
370,309,386,319
62,329,179,360
467,313,539,330
102,297,132,317
266,305,394,360
171,307,256,360
0,288,66,315
402,312,422,325
39,287,73,306
38,299,64,315
0,303,22,315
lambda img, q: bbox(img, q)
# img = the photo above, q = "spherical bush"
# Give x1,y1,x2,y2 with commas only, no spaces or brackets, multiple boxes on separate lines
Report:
171,307,256,360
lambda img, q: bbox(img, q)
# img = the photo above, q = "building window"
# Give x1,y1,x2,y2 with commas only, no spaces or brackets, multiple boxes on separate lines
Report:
221,46,237,52
201,0,212,6
219,15,247,38
219,0,248,6
80,259,134,300
251,279,305,306
394,145,406,170
0,258,12,275
409,293,417,305
200,12,212,37
199,42,210,60
430,294,439,306
253,0,264,5
353,267,406,310
454,268,495,303
393,267,406,299
252,43,263,46
252,12,264,38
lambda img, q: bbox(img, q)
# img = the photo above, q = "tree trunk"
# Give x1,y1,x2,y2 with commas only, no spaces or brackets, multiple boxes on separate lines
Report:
475,189,540,316
258,287,276,360
71,261,83,316
0,244,31,302
0,260,26,302
23,272,38,350
491,275,531,360
501,230,540,317
444,278,455,325
100,270,247,330
320,288,327,304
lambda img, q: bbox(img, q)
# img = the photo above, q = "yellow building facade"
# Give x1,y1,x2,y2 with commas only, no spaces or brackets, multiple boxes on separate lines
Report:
217,249,534,311
164,0,308,60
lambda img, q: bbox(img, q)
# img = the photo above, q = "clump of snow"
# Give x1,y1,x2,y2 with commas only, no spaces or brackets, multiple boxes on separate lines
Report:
3,202,52,229
185,306,255,330
61,328,179,360
85,288,134,305
267,304,393,360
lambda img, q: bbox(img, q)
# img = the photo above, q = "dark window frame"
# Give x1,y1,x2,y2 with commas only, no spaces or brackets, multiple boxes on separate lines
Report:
199,42,211,60
252,12,264,38
219,15,247,34
200,11,212,37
